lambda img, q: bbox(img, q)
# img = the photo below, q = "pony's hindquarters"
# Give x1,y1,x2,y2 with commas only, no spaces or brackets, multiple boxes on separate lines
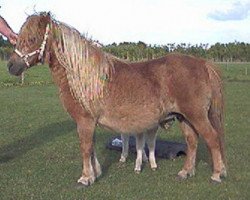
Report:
196,63,226,182
174,59,226,183
207,64,227,176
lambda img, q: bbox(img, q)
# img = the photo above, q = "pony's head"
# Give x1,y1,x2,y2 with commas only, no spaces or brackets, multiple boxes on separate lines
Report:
8,12,51,76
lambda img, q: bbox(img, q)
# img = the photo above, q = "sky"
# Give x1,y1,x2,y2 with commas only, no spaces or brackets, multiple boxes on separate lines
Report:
1,0,250,45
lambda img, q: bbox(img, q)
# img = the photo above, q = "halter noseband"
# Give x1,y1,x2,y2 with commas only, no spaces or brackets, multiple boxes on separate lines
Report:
14,24,50,67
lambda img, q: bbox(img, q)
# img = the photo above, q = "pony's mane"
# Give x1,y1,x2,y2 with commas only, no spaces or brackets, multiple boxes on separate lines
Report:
48,15,115,114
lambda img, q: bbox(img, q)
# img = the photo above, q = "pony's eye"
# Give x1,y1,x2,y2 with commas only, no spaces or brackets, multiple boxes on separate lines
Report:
29,37,36,44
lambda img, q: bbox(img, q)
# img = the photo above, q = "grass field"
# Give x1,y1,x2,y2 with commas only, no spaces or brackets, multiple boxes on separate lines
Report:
1,60,250,200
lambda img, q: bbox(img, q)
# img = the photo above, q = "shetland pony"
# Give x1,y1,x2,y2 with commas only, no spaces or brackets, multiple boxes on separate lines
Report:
7,12,226,185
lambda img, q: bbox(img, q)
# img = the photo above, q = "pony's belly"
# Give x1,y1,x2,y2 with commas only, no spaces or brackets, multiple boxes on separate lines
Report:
98,110,160,134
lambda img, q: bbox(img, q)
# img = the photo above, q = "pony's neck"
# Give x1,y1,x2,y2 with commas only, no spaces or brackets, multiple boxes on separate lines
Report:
47,21,114,114
48,47,69,89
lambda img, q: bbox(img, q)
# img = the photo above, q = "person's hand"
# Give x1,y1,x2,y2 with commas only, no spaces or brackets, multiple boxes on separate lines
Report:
8,32,18,45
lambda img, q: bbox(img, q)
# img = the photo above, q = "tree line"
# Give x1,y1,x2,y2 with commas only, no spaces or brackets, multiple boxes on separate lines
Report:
103,41,250,62
1,35,250,62
0,36,13,60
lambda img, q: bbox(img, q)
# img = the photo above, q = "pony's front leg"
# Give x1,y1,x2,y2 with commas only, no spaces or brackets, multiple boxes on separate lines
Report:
120,134,129,162
77,117,101,186
145,128,158,170
134,133,145,173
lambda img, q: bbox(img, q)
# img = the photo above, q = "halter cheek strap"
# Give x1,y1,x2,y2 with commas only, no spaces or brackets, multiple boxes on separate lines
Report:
14,24,50,68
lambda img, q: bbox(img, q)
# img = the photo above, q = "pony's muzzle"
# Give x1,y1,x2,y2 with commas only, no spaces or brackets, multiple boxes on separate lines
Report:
7,59,26,76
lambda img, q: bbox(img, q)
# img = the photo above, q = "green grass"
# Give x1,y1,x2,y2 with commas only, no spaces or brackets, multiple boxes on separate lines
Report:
1,60,250,200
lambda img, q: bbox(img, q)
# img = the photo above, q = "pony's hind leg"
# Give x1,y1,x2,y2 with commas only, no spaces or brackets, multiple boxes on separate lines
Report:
145,128,158,171
177,120,198,180
188,115,225,183
120,134,129,162
77,118,101,186
134,133,145,173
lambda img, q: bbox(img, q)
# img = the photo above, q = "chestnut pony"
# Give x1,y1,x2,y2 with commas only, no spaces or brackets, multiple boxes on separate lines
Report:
7,13,226,185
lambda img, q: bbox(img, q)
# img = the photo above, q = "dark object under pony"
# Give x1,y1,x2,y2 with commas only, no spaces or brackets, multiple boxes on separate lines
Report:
7,12,226,186
107,136,187,159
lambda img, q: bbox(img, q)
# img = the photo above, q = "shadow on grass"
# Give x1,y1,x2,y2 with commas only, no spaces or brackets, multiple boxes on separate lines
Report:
196,139,212,168
0,120,76,164
100,148,120,178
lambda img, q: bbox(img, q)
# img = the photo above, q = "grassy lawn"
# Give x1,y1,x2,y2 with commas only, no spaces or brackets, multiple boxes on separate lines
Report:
1,60,250,199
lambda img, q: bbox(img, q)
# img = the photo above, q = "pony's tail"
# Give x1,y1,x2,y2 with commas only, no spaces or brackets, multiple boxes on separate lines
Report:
207,63,226,165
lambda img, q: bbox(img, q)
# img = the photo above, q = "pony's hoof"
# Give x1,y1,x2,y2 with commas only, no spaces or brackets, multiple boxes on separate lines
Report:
176,170,187,181
177,169,195,181
210,176,222,184
119,157,126,163
150,163,157,170
134,169,141,174
210,178,222,185
176,174,187,181
76,182,88,189
77,176,95,186
151,167,157,171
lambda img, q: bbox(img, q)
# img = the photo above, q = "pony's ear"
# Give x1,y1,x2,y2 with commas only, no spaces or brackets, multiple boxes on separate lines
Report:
40,11,51,19
45,11,51,21
40,11,52,24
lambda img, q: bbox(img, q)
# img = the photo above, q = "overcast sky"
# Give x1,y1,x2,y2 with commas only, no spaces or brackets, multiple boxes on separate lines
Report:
1,0,250,45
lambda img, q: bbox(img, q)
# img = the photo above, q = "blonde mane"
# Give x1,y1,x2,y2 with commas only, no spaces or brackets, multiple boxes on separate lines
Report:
51,20,114,114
